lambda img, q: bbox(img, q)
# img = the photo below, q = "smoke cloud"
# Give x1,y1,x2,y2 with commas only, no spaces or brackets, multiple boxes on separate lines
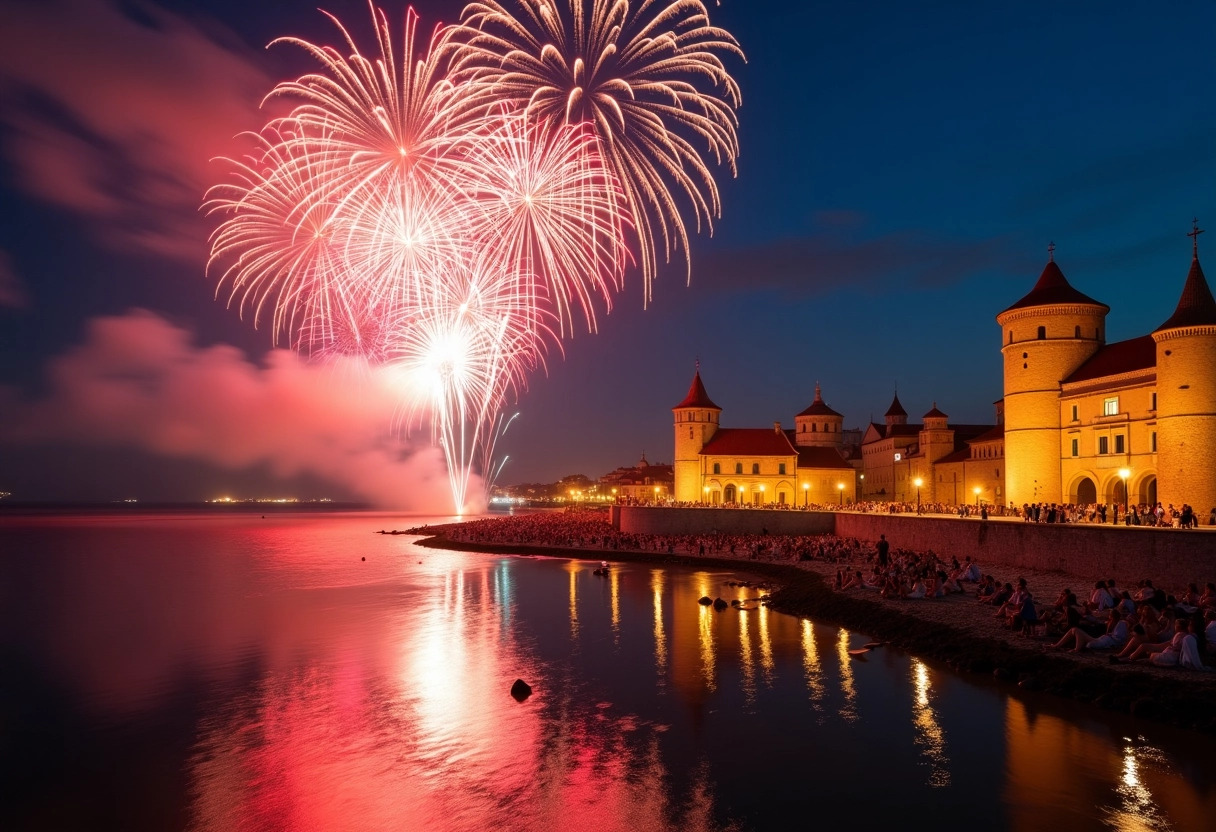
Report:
1,310,470,511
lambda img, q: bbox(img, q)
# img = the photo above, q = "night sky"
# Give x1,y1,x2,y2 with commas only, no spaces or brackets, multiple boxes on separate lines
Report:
0,0,1212,507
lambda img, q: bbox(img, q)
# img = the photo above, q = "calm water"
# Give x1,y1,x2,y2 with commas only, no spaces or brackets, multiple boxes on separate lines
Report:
1,511,1212,831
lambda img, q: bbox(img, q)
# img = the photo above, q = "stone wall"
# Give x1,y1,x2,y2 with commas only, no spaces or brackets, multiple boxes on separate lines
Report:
614,506,1215,587
615,506,834,537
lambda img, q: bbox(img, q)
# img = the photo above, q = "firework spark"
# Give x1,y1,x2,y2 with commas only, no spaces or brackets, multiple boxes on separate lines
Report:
453,0,744,301
206,2,740,511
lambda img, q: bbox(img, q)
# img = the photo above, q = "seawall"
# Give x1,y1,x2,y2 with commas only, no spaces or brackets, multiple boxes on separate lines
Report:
611,506,1215,587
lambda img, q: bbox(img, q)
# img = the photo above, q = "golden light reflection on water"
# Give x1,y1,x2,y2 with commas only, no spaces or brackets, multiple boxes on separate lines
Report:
565,560,580,641
757,604,774,686
835,628,857,721
610,567,621,642
800,619,824,711
651,570,667,683
695,572,717,692
910,660,950,787
738,609,756,707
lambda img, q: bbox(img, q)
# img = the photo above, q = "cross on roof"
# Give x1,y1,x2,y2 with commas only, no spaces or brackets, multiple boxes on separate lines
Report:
1047,241,1056,262
1188,218,1204,256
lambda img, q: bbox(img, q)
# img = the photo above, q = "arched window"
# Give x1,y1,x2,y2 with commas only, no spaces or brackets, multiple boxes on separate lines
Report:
1037,326,1046,340
751,463,760,475
735,463,743,474
713,463,720,475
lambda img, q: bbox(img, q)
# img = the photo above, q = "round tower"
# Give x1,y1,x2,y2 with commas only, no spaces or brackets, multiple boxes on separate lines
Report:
794,382,843,447
996,248,1108,506
672,369,721,503
1152,223,1216,515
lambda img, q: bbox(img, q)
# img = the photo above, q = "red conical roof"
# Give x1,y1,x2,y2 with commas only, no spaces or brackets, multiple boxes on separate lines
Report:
673,371,720,410
1002,259,1108,314
923,402,948,419
1156,256,1216,331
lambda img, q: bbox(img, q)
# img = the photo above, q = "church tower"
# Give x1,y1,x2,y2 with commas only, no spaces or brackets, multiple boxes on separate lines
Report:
794,383,844,447
672,369,721,502
1152,222,1216,513
884,392,908,428
997,247,1108,506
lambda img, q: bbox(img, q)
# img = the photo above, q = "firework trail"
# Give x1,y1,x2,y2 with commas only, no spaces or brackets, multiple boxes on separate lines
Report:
206,2,741,511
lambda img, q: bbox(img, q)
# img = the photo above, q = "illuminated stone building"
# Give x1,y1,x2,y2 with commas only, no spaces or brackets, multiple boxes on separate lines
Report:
672,373,857,505
999,229,1216,510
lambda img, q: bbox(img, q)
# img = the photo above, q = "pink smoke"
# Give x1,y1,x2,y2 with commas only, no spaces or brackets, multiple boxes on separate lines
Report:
3,310,472,510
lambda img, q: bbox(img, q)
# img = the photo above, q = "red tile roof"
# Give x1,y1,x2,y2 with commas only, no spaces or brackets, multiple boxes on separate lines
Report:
1062,335,1156,384
700,428,796,457
1156,256,1216,331
793,445,854,470
1002,259,1108,313
674,371,720,410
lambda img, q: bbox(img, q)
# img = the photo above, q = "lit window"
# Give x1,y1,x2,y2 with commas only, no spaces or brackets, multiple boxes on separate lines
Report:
1098,436,1109,454
1103,397,1118,416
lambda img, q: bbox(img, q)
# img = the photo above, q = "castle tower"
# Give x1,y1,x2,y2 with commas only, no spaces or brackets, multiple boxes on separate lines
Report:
884,393,908,428
672,369,721,502
794,382,844,447
919,403,954,502
997,247,1108,506
1152,222,1216,513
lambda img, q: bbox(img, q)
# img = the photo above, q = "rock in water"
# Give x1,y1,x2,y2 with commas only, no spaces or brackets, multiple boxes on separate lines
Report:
510,679,533,701
713,598,728,611
698,596,714,606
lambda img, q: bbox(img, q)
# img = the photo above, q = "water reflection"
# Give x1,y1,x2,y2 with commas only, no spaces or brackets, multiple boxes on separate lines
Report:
910,660,950,787
835,628,858,721
651,570,667,685
3,513,1214,832
738,609,756,707
800,619,824,712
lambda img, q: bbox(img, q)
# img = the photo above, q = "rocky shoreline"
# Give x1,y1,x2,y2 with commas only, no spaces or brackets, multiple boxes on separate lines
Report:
411,526,1216,734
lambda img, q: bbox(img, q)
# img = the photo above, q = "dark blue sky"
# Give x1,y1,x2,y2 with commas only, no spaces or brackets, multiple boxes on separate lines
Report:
0,0,1212,503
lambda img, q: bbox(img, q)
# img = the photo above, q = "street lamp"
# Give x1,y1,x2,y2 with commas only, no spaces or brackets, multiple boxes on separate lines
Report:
802,482,809,507
758,484,765,506
738,485,746,506
913,477,924,515
654,486,660,505
703,485,710,505
973,486,981,506
1118,468,1130,518
837,482,844,505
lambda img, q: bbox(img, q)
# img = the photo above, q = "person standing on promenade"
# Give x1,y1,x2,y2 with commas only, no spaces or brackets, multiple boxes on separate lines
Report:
876,535,890,569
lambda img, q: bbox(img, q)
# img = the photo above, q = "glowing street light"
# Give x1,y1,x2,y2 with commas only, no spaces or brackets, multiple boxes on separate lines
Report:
654,486,661,505
703,485,710,505
802,482,809,507
837,482,844,505
973,486,981,506
739,485,746,506
914,477,924,515
759,484,766,506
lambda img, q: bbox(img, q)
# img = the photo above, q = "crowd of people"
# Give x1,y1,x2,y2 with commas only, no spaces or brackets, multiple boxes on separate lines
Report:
638,498,1215,526
423,509,1215,672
